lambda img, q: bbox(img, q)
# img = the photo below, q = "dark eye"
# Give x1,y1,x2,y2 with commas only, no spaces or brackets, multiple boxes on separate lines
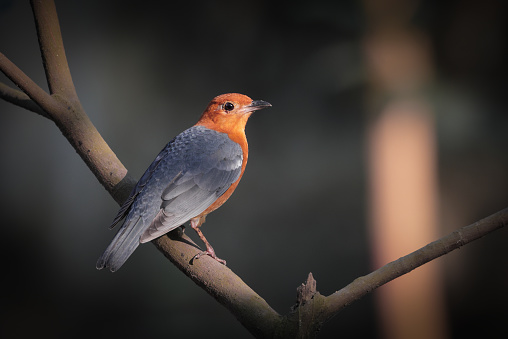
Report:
224,102,235,111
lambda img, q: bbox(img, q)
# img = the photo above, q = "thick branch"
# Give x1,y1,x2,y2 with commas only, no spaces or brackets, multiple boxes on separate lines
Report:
153,231,282,337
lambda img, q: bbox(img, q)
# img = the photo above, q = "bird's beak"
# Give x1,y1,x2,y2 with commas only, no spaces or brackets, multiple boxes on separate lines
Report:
243,99,272,113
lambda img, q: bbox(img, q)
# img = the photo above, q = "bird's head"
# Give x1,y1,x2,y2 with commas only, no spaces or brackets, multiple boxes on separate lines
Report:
196,93,271,136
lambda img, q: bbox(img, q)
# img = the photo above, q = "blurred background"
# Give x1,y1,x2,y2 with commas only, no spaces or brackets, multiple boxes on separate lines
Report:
1,0,507,338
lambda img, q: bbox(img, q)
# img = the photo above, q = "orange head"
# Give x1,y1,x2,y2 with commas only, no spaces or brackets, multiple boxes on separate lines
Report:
194,93,271,217
195,93,271,139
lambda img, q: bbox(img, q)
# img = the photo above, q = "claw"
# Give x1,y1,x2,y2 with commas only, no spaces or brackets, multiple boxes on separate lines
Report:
193,249,227,265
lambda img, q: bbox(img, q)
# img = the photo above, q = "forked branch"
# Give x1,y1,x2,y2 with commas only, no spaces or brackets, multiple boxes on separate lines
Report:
0,52,56,116
1,0,135,202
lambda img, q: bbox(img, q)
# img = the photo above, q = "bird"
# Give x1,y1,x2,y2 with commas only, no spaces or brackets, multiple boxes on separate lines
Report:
97,93,271,272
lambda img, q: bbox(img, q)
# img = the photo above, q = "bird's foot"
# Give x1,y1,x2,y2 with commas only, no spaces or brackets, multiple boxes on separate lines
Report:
193,249,227,265
190,217,226,265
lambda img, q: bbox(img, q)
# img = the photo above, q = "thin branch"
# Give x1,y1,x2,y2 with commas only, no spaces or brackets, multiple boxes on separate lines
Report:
258,207,508,337
31,0,78,101
0,82,48,117
316,207,508,325
0,52,58,116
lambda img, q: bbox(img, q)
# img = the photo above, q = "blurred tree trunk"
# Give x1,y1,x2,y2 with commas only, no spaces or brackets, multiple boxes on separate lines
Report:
363,1,448,338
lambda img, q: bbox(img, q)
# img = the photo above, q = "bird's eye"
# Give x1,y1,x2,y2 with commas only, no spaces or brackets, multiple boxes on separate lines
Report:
224,102,235,111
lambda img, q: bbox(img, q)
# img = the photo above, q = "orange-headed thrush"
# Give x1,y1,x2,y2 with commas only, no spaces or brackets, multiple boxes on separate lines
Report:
97,93,271,271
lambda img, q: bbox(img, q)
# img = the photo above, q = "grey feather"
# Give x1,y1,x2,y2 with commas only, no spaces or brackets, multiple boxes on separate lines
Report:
97,125,243,271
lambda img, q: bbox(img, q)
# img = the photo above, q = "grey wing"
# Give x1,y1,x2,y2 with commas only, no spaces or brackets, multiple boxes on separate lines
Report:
97,138,182,271
109,143,173,229
139,128,243,243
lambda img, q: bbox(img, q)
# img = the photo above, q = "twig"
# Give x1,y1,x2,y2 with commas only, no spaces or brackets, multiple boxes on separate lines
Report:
0,82,47,117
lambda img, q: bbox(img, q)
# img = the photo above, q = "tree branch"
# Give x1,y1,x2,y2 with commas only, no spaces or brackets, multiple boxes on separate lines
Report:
234,207,508,337
0,82,47,117
153,230,283,337
151,206,508,338
291,207,508,336
0,0,135,202
0,52,58,116
31,0,78,101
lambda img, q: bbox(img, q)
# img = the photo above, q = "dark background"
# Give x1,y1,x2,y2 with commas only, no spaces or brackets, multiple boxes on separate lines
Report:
1,0,507,338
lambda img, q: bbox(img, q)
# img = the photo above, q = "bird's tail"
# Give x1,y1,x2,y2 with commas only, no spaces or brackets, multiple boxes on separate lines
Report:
96,216,144,272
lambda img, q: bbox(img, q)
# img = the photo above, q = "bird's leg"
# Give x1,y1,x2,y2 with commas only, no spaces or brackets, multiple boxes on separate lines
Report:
190,216,226,265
